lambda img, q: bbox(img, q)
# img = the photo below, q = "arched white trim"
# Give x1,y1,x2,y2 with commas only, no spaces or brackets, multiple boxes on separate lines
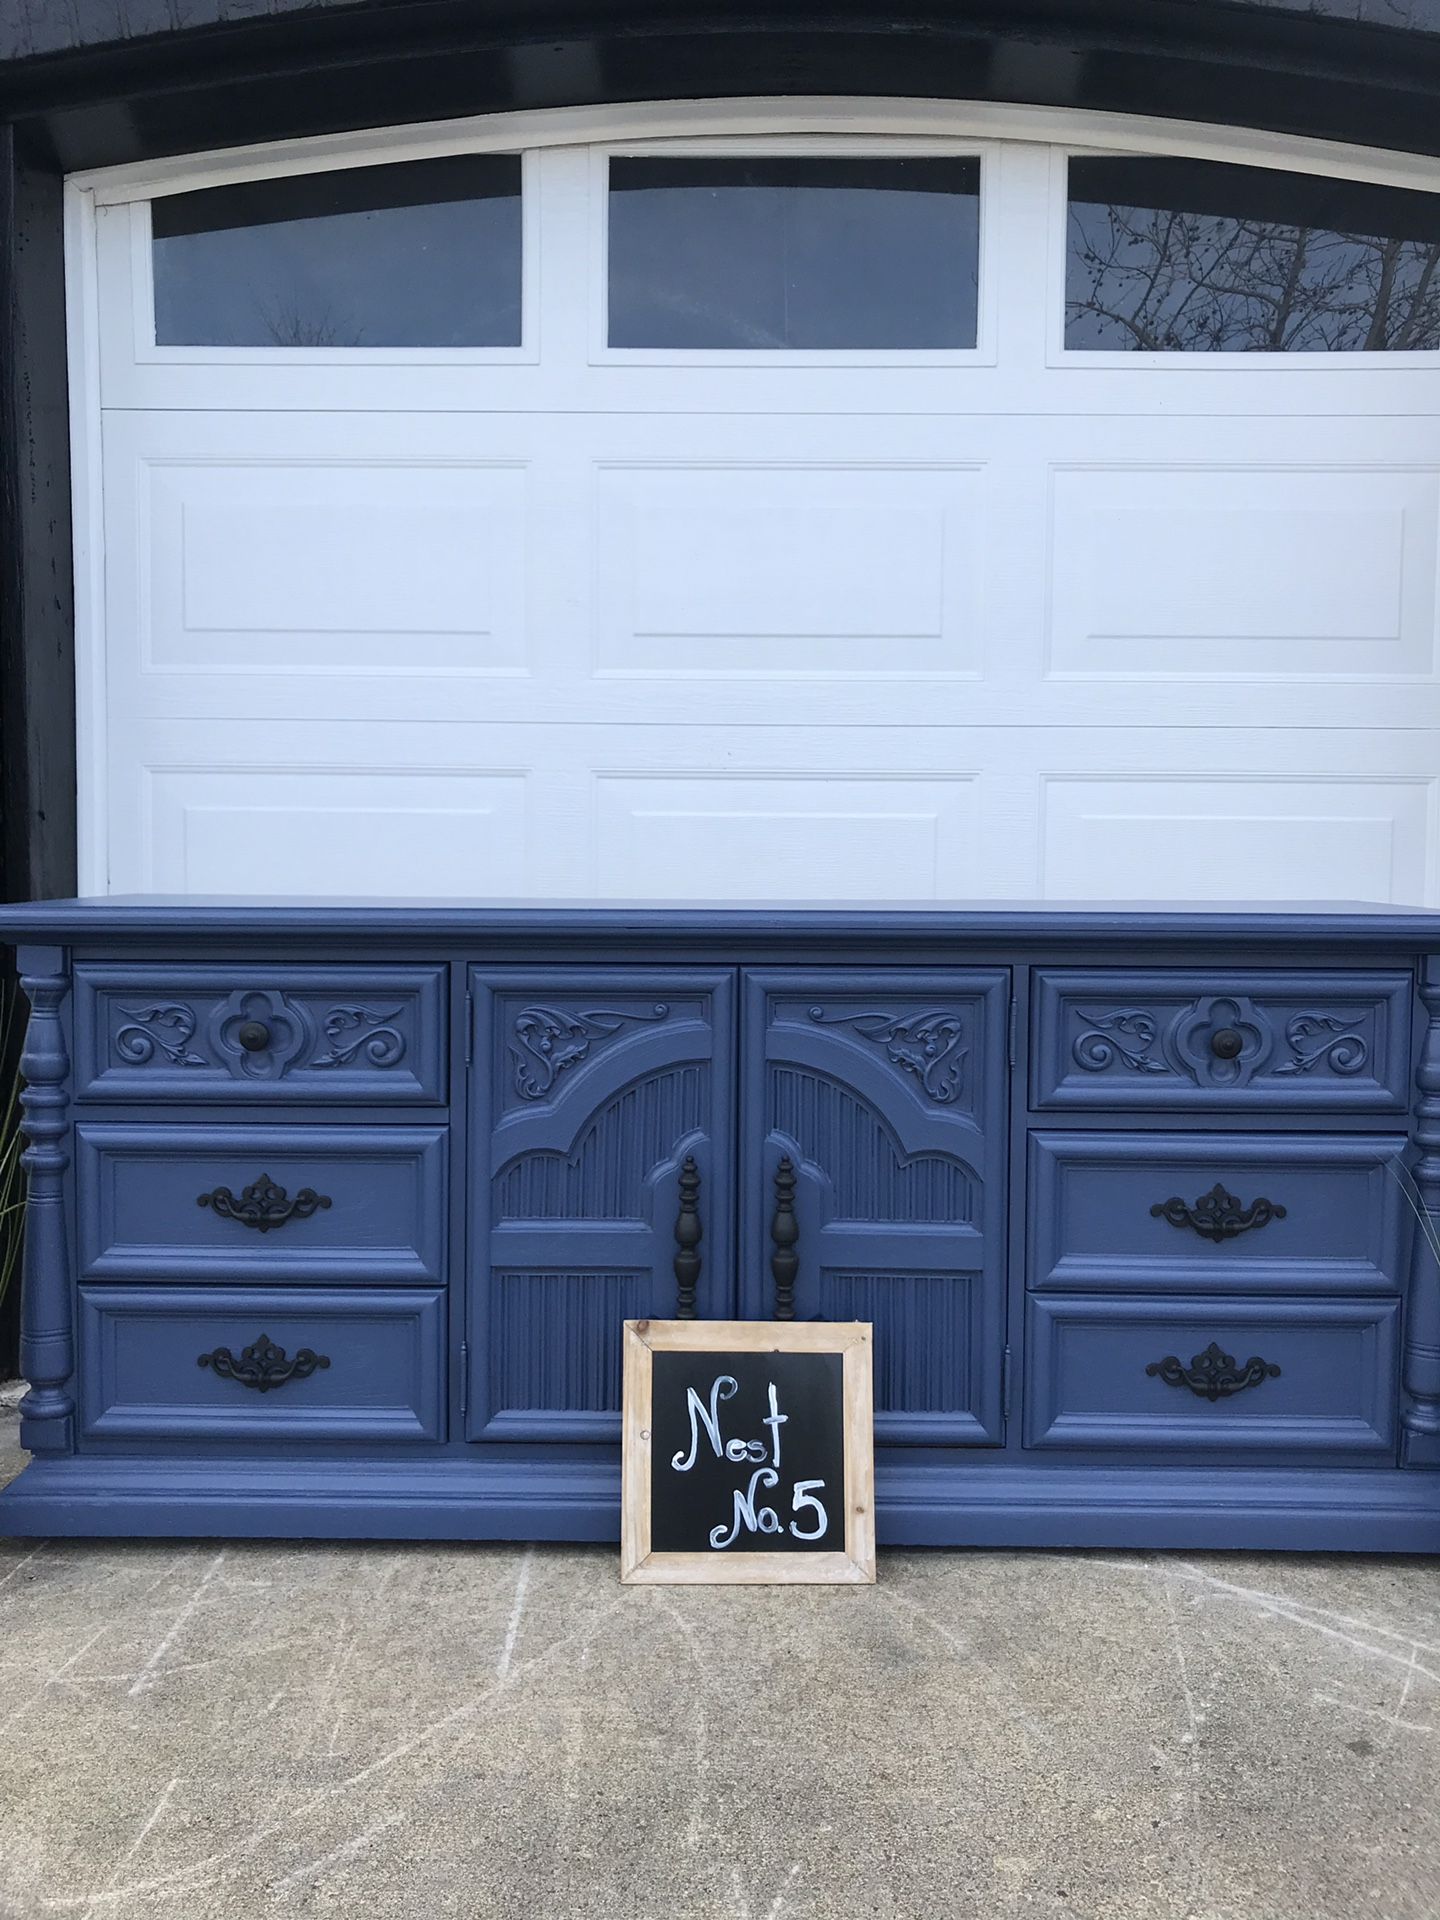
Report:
69,95,1440,203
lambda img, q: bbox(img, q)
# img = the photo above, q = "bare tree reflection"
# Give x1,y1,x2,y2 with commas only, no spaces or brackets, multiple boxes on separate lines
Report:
1067,200,1440,350
258,296,365,347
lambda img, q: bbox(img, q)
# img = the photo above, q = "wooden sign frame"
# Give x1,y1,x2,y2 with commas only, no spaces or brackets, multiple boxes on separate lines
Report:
620,1318,875,1586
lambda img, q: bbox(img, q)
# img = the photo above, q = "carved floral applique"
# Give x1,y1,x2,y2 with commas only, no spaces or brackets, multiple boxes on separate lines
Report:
312,1005,406,1069
1275,1012,1368,1077
114,1003,208,1067
509,1003,671,1099
808,1006,969,1104
1071,1008,1170,1076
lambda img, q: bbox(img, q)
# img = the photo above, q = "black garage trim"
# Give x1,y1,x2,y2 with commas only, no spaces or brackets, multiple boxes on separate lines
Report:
8,4,1440,172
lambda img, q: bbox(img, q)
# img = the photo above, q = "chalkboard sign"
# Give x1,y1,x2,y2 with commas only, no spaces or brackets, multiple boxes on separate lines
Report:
620,1320,875,1585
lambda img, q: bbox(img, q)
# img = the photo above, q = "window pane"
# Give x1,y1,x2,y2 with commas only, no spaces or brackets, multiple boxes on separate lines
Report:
1066,156,1440,352
608,156,980,349
152,155,522,348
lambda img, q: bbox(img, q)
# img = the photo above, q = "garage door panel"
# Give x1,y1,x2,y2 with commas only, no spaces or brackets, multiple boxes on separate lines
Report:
136,454,531,677
593,461,983,677
108,724,1439,902
102,413,549,688
591,773,982,898
125,768,536,897
1048,466,1439,680
104,414,1440,730
1040,776,1436,905
99,141,1440,433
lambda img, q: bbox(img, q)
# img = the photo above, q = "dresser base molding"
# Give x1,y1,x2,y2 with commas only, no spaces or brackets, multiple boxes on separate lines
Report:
1,1458,1436,1552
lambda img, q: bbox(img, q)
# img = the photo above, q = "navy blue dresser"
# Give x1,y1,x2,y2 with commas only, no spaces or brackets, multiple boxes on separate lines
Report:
2,899,1438,1551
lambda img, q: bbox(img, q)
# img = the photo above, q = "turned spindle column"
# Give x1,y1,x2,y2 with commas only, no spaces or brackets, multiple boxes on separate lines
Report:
672,1154,702,1319
15,949,75,1453
771,1155,799,1321
1403,954,1440,1465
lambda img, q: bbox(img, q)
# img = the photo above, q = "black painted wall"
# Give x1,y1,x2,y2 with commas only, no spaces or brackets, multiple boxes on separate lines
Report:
9,3,1440,173
1,126,75,911
12,0,1427,68
2,0,1440,70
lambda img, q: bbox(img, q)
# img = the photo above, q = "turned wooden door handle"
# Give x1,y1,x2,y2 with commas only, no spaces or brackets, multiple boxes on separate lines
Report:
771,1155,798,1321
673,1155,702,1319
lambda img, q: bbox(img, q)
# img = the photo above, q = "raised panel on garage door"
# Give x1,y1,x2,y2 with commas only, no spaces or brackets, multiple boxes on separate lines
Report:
467,970,734,1442
739,970,1010,1445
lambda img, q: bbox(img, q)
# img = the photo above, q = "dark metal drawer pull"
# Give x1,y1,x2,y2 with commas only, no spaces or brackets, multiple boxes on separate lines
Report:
197,1173,333,1232
1146,1341,1281,1401
673,1154,702,1320
198,1332,331,1392
1151,1182,1286,1243
771,1155,799,1321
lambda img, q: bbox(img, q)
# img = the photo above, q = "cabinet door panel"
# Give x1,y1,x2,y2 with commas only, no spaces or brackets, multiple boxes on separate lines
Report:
468,970,733,1441
740,970,1009,1445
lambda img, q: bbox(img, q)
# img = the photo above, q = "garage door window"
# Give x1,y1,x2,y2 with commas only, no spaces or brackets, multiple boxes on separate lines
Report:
606,156,981,349
1066,155,1440,352
152,154,523,348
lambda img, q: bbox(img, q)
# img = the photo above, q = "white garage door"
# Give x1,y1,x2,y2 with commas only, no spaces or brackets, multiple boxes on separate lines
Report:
73,103,1440,902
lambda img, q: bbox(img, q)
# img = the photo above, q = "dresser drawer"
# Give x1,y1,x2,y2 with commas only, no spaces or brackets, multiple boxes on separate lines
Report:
74,965,447,1104
76,1125,447,1284
1025,1295,1399,1456
1031,970,1412,1111
78,1287,445,1443
1029,1132,1409,1294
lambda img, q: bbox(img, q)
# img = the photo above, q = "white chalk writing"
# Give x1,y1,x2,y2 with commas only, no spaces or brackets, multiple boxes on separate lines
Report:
669,1372,827,1550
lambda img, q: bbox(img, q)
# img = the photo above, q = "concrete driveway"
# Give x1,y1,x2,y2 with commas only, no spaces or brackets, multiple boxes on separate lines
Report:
0,1408,1435,1920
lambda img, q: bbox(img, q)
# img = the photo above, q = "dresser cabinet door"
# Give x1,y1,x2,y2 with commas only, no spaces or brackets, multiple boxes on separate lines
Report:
740,970,1010,1445
468,970,734,1442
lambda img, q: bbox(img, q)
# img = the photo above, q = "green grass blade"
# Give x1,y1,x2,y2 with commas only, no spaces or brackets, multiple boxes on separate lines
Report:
1385,1154,1440,1275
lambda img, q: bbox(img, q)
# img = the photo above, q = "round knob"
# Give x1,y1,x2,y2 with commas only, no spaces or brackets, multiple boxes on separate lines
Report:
1209,1027,1244,1060
236,1020,271,1053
